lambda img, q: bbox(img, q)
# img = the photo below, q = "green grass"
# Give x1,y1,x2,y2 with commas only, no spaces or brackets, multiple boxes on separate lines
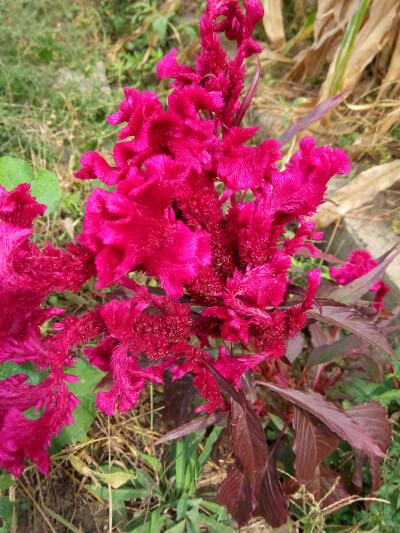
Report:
0,0,199,178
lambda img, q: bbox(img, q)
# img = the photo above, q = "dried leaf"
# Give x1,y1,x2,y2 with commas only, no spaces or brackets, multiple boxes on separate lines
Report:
378,28,400,99
292,407,340,486
286,0,360,82
263,0,286,49
95,470,135,489
320,0,400,99
306,301,395,357
314,159,400,229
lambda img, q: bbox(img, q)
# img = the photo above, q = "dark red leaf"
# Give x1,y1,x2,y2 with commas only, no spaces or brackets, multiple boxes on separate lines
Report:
345,401,391,495
234,58,261,127
162,372,195,429
153,412,228,445
256,448,289,528
376,242,400,264
217,462,254,527
240,371,257,405
297,246,344,264
286,333,303,363
309,322,332,349
279,90,350,145
352,450,366,494
94,372,114,391
309,463,350,508
260,383,387,459
306,333,364,369
307,301,395,357
231,400,268,487
329,252,399,304
292,406,340,487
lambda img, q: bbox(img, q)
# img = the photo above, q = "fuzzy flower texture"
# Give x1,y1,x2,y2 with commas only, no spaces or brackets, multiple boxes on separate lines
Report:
1,0,380,477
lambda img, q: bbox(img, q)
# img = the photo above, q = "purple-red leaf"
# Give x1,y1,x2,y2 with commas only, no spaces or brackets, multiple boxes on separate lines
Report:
329,252,399,304
260,383,387,459
345,401,391,495
307,301,395,357
306,333,364,369
292,406,340,487
309,322,332,349
256,448,289,528
162,372,195,429
234,58,261,127
309,463,350,508
297,246,344,264
286,333,303,363
240,371,257,405
279,90,350,145
153,412,227,445
376,242,400,264
217,463,254,527
231,400,268,487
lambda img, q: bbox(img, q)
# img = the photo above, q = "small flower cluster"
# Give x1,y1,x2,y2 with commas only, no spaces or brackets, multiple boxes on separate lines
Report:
0,0,369,477
330,249,389,310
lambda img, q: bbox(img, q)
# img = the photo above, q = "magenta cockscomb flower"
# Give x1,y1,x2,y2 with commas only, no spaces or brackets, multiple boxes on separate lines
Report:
1,2,391,520
330,249,390,310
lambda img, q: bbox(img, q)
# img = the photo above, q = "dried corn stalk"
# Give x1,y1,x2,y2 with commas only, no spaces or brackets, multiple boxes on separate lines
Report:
320,0,400,99
263,0,286,49
286,0,360,82
314,160,400,229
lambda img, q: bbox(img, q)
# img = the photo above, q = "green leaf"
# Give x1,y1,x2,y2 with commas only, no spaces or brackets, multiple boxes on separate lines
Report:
152,16,168,41
127,517,152,533
95,470,135,489
200,500,230,520
53,359,104,446
45,509,80,533
112,497,128,526
0,497,13,533
186,508,201,533
150,505,166,533
198,426,222,469
38,48,53,62
198,513,234,533
176,493,189,520
30,167,61,215
165,520,186,533
0,157,61,215
0,156,34,190
138,451,163,476
0,473,13,491
0,361,40,385
86,484,149,501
